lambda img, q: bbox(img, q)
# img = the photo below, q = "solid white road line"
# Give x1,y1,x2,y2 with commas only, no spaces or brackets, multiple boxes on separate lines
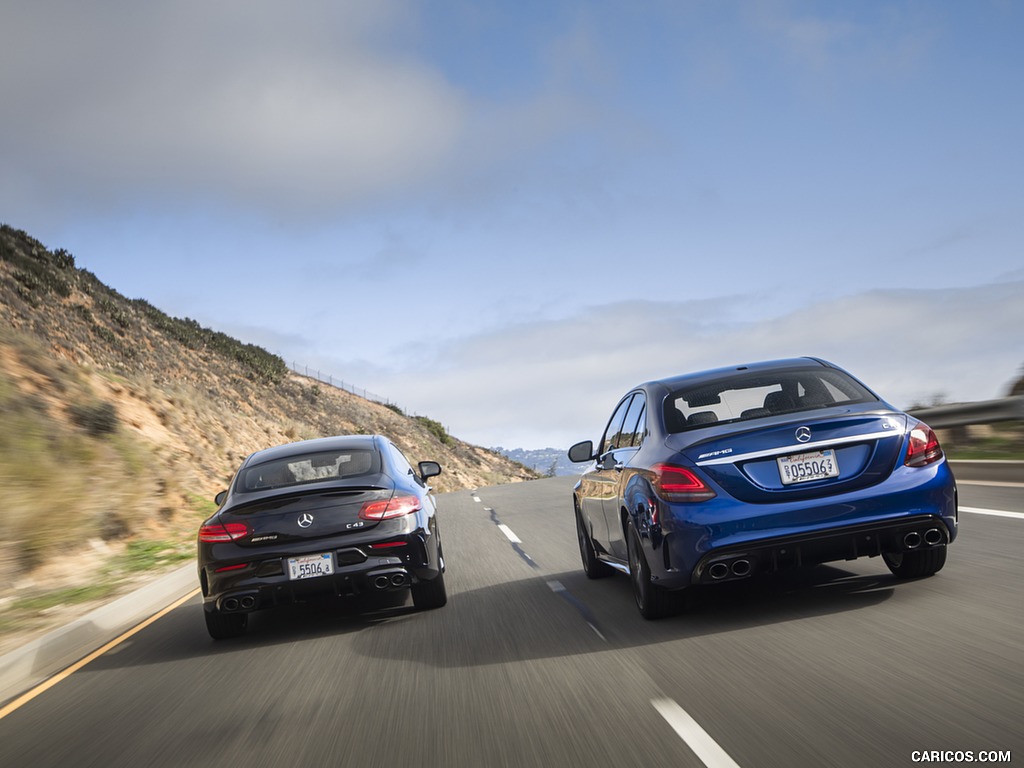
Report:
957,480,1024,488
652,698,742,768
961,506,1024,520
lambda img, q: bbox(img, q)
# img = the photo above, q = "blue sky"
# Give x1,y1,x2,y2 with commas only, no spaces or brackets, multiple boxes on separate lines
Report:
2,1,1022,449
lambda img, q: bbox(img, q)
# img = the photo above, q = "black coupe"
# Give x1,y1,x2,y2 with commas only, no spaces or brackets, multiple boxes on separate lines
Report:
198,434,446,639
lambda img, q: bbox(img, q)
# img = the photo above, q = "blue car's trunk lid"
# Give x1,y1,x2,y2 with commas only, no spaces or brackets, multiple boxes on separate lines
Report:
673,412,908,503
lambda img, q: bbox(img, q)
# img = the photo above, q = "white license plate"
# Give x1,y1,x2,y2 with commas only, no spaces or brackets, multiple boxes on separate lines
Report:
287,553,334,581
777,449,839,485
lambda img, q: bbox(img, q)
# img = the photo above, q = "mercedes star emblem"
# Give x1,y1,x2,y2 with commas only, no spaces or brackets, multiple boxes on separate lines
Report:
795,426,812,443
297,513,314,528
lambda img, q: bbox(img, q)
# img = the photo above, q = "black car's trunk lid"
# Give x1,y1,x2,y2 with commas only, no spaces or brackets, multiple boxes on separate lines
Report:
219,484,393,546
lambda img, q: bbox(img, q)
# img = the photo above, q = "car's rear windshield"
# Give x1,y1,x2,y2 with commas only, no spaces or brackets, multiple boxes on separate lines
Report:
664,368,877,433
237,449,381,493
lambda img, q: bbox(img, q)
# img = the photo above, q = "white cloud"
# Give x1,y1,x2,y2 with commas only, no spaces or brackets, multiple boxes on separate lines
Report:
362,281,1024,449
0,1,627,226
0,1,466,217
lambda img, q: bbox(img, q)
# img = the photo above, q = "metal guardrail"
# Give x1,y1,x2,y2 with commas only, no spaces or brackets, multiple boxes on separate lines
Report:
908,396,1024,429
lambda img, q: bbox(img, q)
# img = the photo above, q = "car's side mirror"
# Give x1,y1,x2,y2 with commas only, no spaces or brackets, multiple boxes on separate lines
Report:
418,461,442,481
215,490,227,507
567,441,595,463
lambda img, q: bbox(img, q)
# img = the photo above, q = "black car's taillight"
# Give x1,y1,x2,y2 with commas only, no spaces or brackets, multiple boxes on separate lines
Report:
904,423,943,467
651,463,717,502
199,522,250,542
359,495,422,521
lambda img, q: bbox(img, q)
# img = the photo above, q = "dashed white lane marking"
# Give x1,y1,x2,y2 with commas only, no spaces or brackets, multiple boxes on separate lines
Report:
473,496,482,503
961,506,1024,520
547,580,606,640
497,524,521,543
652,698,742,768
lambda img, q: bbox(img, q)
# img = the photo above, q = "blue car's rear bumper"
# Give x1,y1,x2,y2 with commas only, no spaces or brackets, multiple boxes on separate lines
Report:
650,460,957,589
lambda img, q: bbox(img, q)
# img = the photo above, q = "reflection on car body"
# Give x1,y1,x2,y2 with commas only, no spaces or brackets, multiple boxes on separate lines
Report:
197,434,446,638
568,357,957,619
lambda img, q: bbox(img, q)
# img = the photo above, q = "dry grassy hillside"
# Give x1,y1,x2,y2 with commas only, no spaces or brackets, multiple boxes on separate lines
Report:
0,224,536,652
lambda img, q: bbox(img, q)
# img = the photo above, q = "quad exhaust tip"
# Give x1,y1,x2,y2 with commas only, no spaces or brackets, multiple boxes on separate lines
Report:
903,529,944,549
708,558,752,581
731,559,751,577
372,571,410,589
709,562,730,580
221,594,258,613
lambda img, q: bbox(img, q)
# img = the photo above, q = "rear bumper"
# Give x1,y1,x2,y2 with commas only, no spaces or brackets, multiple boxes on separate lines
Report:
689,514,949,585
649,460,957,589
200,530,441,614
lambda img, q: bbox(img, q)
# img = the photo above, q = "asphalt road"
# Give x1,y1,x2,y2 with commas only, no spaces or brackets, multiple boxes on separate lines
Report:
1,473,1021,768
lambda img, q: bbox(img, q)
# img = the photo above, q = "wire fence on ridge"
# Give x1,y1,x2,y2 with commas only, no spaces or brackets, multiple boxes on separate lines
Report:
288,362,395,407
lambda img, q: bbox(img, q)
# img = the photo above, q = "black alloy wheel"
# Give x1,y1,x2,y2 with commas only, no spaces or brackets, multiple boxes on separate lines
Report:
576,507,612,579
883,546,947,579
205,609,247,640
626,524,674,620
411,570,448,609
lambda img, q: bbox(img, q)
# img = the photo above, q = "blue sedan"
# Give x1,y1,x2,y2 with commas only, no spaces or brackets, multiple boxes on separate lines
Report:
568,358,957,619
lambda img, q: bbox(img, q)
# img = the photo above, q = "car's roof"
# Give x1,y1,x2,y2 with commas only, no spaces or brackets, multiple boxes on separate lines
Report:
641,357,836,393
244,434,381,466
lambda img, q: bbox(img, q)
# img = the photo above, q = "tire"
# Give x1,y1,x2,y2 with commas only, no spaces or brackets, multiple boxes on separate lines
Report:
626,524,675,620
412,570,448,610
883,546,947,579
576,507,612,579
205,608,247,640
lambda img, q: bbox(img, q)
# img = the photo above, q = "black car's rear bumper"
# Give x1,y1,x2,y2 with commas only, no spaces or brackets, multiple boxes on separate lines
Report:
200,531,441,614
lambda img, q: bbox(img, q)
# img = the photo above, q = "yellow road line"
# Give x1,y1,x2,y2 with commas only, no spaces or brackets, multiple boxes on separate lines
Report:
0,587,201,720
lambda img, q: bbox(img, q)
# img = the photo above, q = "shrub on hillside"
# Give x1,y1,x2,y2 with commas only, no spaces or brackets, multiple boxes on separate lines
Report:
415,416,451,445
69,401,119,436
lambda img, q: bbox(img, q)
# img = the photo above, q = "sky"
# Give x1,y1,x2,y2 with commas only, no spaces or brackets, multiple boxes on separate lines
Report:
2,0,1022,450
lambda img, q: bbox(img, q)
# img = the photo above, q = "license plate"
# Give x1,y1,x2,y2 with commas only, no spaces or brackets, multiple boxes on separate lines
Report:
777,449,839,485
287,553,334,581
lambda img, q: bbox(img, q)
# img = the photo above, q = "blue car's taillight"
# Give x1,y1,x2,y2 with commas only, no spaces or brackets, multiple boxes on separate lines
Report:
652,463,717,502
904,423,943,467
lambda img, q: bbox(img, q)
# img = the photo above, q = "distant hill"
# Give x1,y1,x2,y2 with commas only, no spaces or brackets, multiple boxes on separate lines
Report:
0,223,537,652
494,446,583,477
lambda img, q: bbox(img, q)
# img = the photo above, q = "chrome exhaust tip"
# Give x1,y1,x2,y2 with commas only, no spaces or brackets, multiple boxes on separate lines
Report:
924,528,943,546
373,576,391,589
222,597,239,612
731,559,751,577
239,596,256,610
708,562,729,580
390,573,407,587
903,532,922,549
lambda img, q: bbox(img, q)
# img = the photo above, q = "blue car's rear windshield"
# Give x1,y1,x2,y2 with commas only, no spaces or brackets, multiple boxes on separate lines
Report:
236,449,381,493
663,368,877,433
